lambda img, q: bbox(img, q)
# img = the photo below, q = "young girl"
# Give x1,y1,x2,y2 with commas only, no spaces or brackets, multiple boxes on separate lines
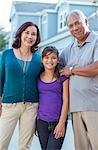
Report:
36,46,69,150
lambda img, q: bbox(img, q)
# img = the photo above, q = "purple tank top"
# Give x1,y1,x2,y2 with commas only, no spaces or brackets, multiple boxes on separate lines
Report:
37,76,68,122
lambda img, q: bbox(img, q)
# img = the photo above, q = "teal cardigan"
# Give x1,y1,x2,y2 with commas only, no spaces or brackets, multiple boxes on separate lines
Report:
0,49,42,103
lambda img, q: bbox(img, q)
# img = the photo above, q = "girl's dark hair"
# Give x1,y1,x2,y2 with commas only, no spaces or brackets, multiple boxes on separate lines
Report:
41,46,60,78
42,46,59,59
12,21,40,53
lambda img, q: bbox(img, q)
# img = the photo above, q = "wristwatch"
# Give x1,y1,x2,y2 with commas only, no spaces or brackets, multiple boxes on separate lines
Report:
69,66,74,75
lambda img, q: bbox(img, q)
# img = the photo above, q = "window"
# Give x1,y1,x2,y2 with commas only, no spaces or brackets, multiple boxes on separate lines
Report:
64,12,67,27
42,14,47,24
59,15,63,29
58,11,67,32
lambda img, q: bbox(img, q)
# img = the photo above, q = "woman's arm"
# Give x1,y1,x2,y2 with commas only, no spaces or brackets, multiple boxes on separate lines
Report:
0,52,5,97
0,52,5,116
54,79,69,139
0,97,2,116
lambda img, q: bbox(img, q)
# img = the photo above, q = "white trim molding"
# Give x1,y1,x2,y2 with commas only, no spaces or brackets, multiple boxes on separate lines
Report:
40,30,70,47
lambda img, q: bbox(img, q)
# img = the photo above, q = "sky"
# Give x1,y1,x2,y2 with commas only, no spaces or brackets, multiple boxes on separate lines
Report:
0,0,58,32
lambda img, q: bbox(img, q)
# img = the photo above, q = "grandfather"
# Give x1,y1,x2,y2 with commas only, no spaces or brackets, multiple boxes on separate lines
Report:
60,10,98,150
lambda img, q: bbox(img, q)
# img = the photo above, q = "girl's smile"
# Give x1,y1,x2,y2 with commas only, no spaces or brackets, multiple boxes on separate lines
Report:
42,52,59,70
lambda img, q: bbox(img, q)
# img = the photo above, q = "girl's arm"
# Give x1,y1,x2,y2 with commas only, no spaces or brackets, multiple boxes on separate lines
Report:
54,79,69,139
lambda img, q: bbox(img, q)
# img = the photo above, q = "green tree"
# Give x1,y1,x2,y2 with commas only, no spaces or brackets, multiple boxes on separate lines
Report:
0,27,6,51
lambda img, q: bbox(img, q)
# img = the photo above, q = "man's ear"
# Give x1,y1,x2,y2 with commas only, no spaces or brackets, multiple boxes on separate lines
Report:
85,19,88,26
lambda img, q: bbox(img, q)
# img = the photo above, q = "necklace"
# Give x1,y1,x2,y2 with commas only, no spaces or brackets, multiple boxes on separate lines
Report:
19,49,30,73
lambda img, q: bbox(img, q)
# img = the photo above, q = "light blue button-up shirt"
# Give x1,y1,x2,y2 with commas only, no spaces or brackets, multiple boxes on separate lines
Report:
60,31,98,112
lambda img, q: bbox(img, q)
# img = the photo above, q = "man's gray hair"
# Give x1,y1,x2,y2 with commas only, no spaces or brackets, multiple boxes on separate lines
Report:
66,9,87,25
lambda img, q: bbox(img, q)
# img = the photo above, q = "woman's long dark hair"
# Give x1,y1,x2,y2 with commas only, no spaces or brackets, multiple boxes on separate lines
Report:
12,21,40,53
41,46,60,79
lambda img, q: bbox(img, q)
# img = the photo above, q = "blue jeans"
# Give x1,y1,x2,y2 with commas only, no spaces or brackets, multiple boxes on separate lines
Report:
36,118,68,150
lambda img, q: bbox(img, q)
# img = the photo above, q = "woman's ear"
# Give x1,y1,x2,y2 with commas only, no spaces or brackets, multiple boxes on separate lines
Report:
58,58,60,63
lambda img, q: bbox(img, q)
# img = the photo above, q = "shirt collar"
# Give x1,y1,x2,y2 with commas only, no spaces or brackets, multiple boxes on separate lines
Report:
73,31,95,48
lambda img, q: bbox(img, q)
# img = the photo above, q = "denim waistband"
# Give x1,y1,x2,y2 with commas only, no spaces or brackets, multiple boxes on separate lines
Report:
37,118,59,125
